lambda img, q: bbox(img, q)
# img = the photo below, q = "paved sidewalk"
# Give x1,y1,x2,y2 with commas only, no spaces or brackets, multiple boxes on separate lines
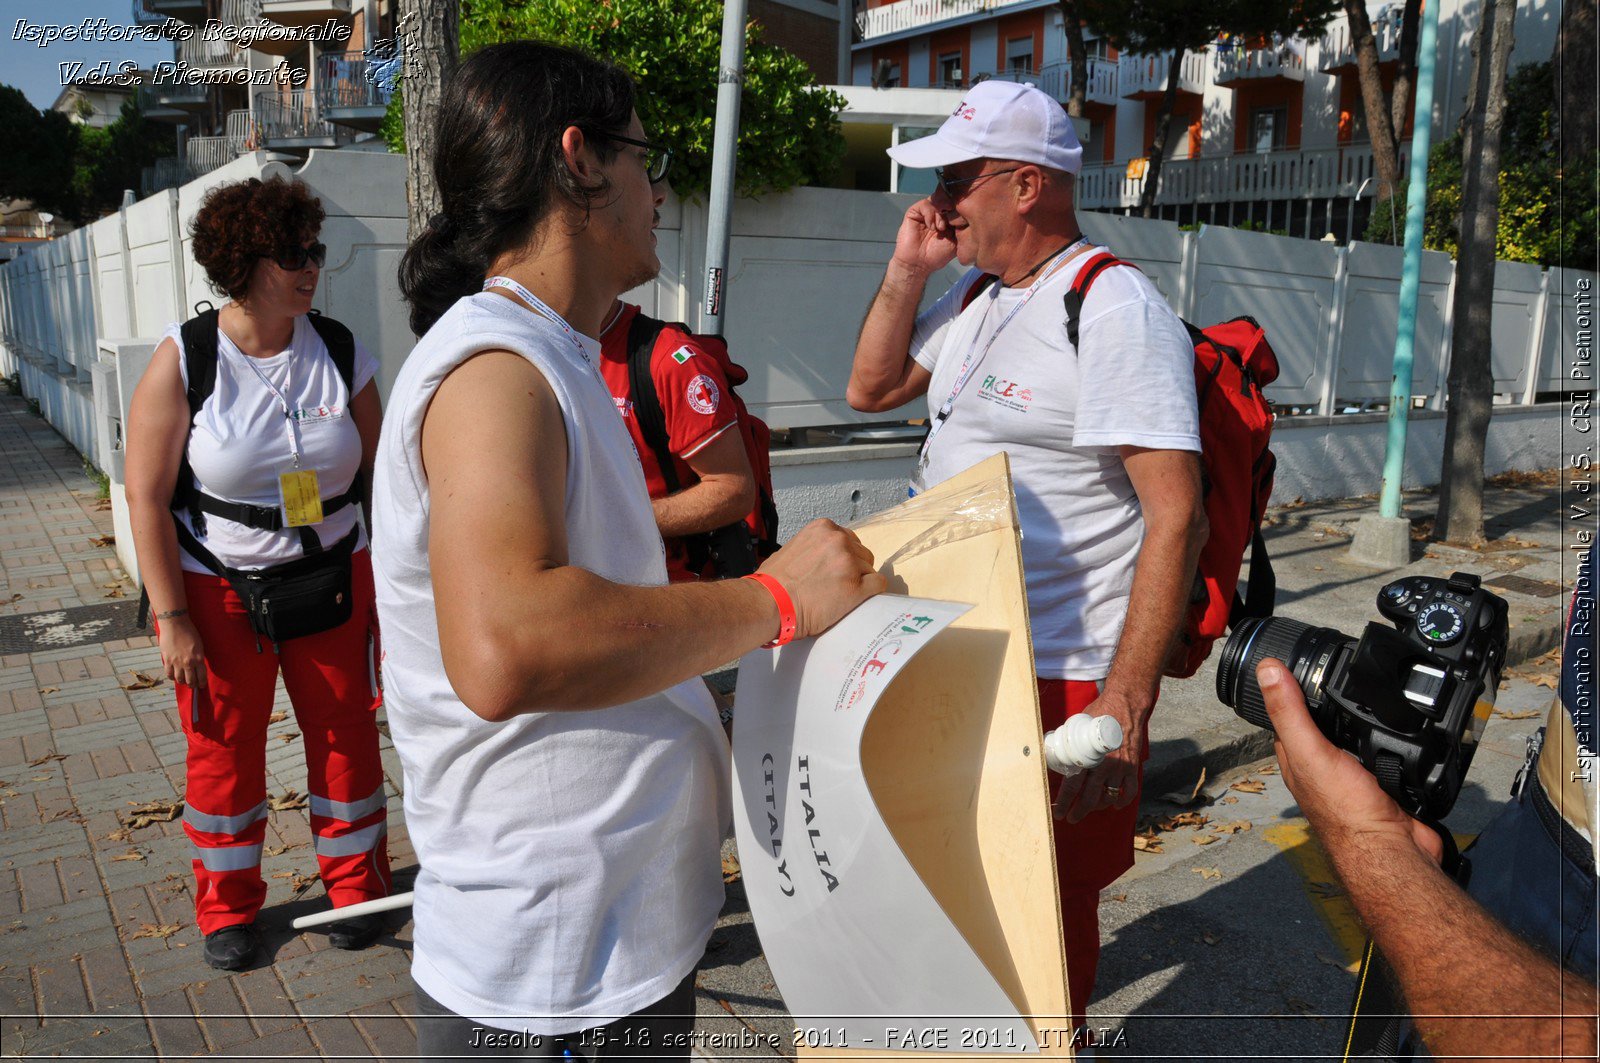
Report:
0,383,1574,1061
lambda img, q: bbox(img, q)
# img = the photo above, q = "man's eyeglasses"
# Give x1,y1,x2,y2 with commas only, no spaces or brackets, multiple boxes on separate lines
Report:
935,166,1021,201
599,131,674,185
267,242,327,271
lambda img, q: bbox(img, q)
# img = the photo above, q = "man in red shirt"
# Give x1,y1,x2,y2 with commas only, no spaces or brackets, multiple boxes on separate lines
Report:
598,300,758,581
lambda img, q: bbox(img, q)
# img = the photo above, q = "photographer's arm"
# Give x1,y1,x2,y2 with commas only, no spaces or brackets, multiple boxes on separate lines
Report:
1258,660,1600,1062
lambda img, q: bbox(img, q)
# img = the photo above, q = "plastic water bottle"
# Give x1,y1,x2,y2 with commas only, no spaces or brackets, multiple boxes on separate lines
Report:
1042,714,1123,779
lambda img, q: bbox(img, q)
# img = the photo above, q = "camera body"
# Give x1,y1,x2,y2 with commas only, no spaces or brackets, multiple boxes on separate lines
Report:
1217,571,1508,819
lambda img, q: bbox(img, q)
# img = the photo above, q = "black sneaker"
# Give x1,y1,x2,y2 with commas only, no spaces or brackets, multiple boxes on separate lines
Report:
202,924,257,971
326,912,383,951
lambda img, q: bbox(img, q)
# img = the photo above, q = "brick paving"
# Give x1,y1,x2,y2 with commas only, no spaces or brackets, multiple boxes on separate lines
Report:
0,391,420,1060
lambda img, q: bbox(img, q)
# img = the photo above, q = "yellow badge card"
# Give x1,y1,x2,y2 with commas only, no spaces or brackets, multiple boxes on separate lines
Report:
278,469,324,528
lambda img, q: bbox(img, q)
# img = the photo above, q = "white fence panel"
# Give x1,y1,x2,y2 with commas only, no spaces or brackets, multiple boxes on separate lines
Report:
1337,241,1453,403
62,227,100,378
124,190,184,338
91,214,131,345
1078,212,1189,311
1488,259,1543,397
1191,226,1339,405
1536,266,1594,395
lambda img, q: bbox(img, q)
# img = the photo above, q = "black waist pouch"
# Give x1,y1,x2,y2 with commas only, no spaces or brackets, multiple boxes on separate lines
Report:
174,520,359,646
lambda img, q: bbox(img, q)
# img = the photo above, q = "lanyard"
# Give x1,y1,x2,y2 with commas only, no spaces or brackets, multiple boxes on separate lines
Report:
482,275,597,373
918,238,1091,466
239,339,304,469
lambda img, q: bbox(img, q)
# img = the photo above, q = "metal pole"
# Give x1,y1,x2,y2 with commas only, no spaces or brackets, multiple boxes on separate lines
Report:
700,0,749,337
1376,0,1441,519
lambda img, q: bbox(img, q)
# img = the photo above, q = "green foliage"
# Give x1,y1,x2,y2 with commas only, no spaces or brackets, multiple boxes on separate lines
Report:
1363,61,1598,267
0,88,170,224
379,83,405,155
74,98,172,220
81,455,110,500
1082,0,1340,56
383,0,847,198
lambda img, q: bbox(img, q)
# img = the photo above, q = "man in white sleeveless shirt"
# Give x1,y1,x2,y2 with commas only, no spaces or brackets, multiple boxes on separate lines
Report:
849,80,1207,1033
373,43,885,1059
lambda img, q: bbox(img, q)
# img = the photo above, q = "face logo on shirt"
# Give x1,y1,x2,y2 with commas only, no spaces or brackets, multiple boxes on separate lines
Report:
952,102,977,121
670,345,695,366
290,404,344,424
978,374,1034,413
686,374,720,416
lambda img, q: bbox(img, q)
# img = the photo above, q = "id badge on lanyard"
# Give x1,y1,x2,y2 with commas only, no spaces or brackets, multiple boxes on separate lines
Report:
243,346,325,528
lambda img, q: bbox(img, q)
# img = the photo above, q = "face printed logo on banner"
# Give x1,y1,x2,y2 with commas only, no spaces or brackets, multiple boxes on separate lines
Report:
687,374,721,415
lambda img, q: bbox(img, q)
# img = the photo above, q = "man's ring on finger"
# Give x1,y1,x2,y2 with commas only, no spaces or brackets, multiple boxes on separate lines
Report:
1105,785,1122,798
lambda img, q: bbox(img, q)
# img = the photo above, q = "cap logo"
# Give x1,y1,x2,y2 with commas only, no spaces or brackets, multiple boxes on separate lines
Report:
952,102,977,121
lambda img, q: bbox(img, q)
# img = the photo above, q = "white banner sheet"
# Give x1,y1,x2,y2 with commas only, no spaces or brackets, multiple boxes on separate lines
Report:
732,594,1040,1054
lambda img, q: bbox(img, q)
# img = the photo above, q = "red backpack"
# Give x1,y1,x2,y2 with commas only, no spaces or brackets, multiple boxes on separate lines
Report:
1065,252,1279,678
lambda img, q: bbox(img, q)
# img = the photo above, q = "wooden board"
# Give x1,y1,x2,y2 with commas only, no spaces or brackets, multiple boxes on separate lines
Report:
800,453,1075,1061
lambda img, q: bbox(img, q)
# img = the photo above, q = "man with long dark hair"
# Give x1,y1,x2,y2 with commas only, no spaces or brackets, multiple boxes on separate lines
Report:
375,41,885,1058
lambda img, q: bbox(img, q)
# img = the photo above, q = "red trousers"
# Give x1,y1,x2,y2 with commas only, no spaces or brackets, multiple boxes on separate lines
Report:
163,550,390,935
1037,677,1149,1032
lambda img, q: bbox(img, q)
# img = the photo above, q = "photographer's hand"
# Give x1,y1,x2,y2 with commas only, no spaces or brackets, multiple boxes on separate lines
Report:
1257,659,1443,865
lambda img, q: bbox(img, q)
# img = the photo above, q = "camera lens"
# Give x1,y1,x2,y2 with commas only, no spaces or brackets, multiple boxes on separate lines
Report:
1216,617,1352,732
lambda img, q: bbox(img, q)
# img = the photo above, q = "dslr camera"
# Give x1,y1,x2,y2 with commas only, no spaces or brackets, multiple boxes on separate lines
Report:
1216,571,1508,819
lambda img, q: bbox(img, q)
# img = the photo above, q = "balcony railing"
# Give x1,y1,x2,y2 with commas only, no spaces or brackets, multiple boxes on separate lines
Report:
223,0,301,55
178,34,250,69
142,0,206,25
141,155,191,196
855,0,1032,42
1321,14,1404,71
131,0,170,26
253,89,353,148
315,51,395,130
226,108,264,151
1117,50,1211,98
1075,142,1412,211
261,0,352,28
1215,36,1307,84
978,66,1044,90
136,84,188,121
1038,57,1119,106
186,135,241,177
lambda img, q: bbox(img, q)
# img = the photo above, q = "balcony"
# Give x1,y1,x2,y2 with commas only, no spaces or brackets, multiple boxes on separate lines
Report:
141,155,191,197
131,0,172,26
1038,57,1120,108
261,0,351,28
186,135,245,178
1214,36,1308,86
979,66,1045,91
226,108,264,151
253,88,353,151
136,85,188,123
141,0,206,25
224,0,301,56
1321,15,1404,74
1074,141,1412,211
1118,50,1210,100
855,0,1032,43
316,52,394,131
178,34,250,70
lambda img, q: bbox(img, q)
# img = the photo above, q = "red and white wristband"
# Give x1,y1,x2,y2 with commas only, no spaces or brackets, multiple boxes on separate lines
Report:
743,573,797,649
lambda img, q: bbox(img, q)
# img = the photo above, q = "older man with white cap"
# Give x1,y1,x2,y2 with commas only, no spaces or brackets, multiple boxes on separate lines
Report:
848,80,1207,1032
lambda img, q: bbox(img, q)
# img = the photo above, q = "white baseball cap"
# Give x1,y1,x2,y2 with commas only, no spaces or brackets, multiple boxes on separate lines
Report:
886,80,1083,175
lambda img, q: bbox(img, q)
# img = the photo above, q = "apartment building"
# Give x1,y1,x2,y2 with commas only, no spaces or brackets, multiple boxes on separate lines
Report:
848,0,1560,240
134,0,395,195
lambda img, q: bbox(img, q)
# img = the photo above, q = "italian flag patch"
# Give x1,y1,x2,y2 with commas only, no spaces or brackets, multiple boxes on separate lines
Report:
671,345,694,365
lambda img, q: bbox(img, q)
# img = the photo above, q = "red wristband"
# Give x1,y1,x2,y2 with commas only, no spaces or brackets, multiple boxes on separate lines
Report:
743,573,797,648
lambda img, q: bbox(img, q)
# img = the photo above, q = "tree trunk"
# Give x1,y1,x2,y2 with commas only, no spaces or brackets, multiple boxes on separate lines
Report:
1059,0,1088,119
1138,49,1183,219
1388,0,1422,148
399,0,459,241
1344,0,1403,203
1556,0,1597,166
1436,0,1517,546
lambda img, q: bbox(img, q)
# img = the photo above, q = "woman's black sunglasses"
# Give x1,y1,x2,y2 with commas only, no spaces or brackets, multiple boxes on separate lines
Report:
268,242,327,271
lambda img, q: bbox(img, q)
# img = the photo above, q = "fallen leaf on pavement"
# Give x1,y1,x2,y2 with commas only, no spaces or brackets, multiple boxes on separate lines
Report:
1192,834,1217,846
120,671,164,691
103,587,124,599
267,711,288,724
123,799,183,829
1132,835,1164,854
27,752,67,767
289,871,320,896
1110,893,1127,903
128,923,182,940
1530,674,1558,690
269,790,307,812
104,827,132,842
1230,779,1266,794
1212,821,1253,835
1495,708,1542,719
721,853,741,884
38,687,58,695
89,535,115,548
279,732,298,744
110,849,145,862
1192,867,1222,881
7,593,20,603
1258,764,1278,775
1220,795,1238,805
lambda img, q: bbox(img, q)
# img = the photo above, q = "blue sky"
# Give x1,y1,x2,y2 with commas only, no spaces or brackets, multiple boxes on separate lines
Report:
5,1,175,109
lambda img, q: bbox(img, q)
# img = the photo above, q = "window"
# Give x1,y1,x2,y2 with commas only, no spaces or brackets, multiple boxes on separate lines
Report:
1084,37,1111,61
938,51,962,87
1249,106,1288,152
1006,37,1033,76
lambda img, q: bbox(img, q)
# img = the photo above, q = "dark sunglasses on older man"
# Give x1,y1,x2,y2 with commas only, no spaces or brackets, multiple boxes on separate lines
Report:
269,242,327,271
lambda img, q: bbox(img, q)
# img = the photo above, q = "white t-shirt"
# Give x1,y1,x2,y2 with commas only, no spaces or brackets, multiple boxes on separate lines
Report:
911,249,1200,680
165,315,378,572
371,292,731,1033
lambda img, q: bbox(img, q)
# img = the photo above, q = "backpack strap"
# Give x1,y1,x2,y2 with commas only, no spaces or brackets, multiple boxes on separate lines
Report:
1062,252,1135,349
961,273,999,311
175,309,222,534
625,311,682,495
306,311,357,395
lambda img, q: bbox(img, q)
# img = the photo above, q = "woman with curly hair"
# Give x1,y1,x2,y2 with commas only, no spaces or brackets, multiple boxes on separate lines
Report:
126,175,390,971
